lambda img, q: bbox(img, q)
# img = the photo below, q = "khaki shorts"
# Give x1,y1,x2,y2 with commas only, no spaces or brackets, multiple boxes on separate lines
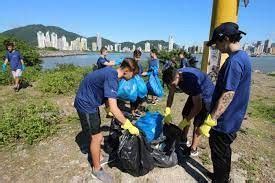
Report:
12,69,22,78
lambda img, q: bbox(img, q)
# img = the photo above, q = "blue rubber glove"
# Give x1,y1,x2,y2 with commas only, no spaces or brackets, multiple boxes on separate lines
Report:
22,64,26,71
2,64,6,72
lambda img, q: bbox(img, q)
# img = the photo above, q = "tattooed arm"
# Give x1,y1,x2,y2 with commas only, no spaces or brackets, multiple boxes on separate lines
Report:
211,90,235,120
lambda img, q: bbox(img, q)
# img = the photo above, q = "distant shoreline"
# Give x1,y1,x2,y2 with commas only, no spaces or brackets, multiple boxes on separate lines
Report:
39,50,88,58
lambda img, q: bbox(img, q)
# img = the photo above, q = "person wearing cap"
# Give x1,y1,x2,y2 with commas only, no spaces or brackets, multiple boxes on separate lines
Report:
201,22,251,182
162,66,214,157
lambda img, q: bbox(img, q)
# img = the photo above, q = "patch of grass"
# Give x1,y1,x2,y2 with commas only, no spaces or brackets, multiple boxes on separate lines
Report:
237,157,258,179
0,99,60,146
248,100,275,123
199,152,211,165
267,72,275,77
37,64,91,95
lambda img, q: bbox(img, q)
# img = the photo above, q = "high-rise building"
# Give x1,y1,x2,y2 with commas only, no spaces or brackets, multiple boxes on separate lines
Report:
270,43,275,55
45,31,51,47
51,32,58,48
57,38,63,50
92,42,97,51
80,38,88,51
71,38,81,50
158,44,162,51
264,39,272,53
168,35,174,51
114,43,121,52
37,31,45,48
137,47,142,51
61,36,69,50
97,33,102,50
145,42,150,52
132,45,136,51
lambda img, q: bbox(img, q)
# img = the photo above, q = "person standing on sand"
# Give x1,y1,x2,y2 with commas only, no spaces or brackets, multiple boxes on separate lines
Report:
200,22,251,182
2,42,25,92
74,58,140,183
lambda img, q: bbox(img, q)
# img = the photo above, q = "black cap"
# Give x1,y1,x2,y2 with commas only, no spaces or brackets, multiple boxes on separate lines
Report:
206,22,246,46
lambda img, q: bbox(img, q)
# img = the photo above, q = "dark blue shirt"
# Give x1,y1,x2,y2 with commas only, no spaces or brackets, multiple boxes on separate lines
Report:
148,59,159,75
178,67,215,109
212,50,251,133
137,62,143,76
5,50,23,71
74,67,119,113
180,58,189,68
97,56,110,69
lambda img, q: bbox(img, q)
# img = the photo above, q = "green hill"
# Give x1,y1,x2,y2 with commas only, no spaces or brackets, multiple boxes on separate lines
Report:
1,24,179,50
0,24,82,46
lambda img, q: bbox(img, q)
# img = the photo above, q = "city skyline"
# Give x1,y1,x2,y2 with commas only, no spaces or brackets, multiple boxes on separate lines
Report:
0,0,274,47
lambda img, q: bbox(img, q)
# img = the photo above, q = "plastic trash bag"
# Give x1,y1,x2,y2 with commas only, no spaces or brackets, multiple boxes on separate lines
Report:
115,57,124,65
135,112,164,142
147,73,164,97
151,140,178,168
134,75,148,98
117,132,154,176
117,78,138,102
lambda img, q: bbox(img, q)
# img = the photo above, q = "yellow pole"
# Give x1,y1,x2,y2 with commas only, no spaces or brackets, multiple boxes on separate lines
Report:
201,0,240,72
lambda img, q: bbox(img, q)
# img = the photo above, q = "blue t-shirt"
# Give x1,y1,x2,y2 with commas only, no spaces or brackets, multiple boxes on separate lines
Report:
5,50,23,71
148,59,159,75
180,58,189,68
138,62,143,76
74,67,119,113
97,56,110,69
178,67,215,110
211,50,251,133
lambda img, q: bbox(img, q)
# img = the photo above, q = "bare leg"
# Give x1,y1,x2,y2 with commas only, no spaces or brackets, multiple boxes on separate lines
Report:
190,127,200,150
90,133,103,171
15,77,20,88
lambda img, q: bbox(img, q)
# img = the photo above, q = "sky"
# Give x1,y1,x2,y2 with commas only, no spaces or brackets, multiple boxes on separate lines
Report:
0,0,274,46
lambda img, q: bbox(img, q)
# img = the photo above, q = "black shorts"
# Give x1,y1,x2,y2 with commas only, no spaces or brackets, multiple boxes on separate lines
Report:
181,96,209,127
77,109,101,135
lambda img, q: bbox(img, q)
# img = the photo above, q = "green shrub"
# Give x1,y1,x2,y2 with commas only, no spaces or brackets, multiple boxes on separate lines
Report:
248,100,275,123
0,100,59,145
37,64,91,95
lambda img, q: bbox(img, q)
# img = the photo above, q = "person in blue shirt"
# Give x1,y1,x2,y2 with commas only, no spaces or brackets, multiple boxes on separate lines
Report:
2,42,25,92
179,50,189,68
74,58,140,182
130,49,146,117
162,66,214,157
142,48,160,105
96,47,115,69
201,22,251,182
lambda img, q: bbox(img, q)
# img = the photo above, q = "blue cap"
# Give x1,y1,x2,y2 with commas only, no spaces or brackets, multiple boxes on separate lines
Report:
207,22,246,46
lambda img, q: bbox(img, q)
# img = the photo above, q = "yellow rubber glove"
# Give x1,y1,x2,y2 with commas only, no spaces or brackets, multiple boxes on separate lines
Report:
199,114,217,138
121,119,140,135
104,106,113,117
164,107,172,125
178,119,191,130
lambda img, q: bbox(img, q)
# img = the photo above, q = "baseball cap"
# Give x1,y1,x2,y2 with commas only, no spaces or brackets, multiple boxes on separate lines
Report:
207,22,246,46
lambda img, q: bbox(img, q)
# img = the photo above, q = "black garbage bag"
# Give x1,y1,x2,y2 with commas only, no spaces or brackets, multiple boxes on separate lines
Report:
151,134,178,168
106,118,122,152
117,132,154,177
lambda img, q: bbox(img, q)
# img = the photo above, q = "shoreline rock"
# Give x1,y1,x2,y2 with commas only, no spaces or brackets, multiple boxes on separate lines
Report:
38,50,88,58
